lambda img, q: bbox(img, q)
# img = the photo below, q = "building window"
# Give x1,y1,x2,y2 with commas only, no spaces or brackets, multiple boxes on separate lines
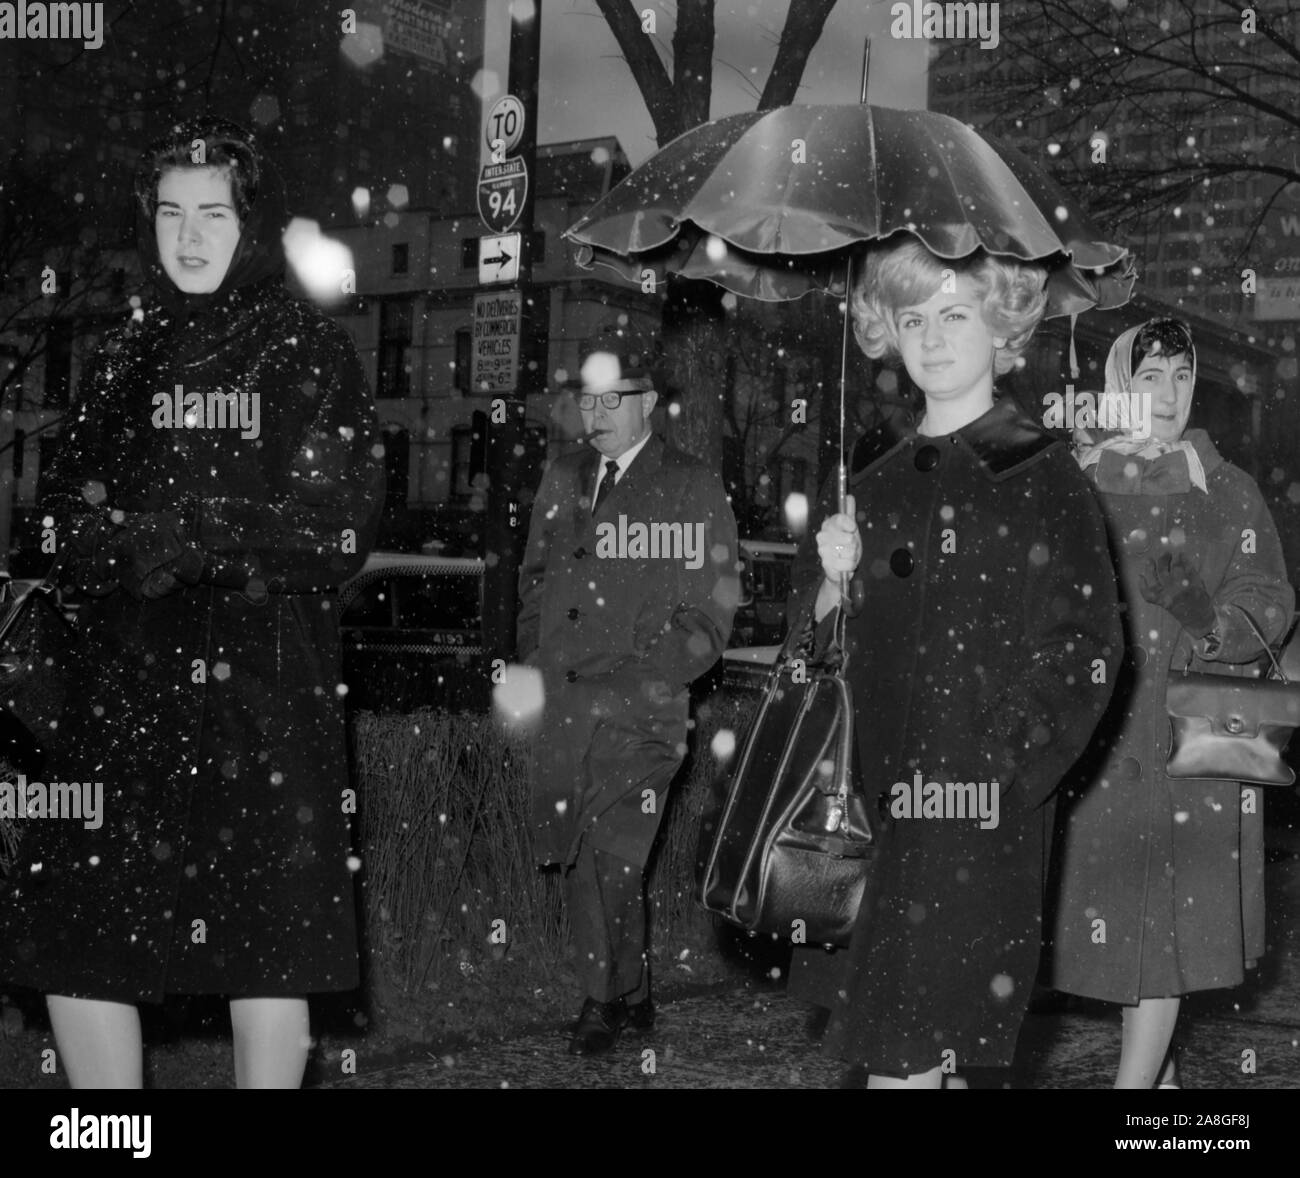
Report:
391,243,409,275
454,328,472,393
450,410,488,504
377,298,413,399
44,320,72,409
382,424,410,507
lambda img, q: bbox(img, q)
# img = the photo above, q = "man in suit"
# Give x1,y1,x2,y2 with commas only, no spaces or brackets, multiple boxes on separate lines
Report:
517,344,738,1055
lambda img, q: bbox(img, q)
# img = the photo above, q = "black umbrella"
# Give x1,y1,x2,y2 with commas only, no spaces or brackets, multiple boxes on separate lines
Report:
566,103,1134,315
565,93,1135,611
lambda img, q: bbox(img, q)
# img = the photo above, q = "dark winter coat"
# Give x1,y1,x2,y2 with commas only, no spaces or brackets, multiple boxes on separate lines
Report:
517,434,738,868
1043,431,1293,1004
0,164,384,1004
792,396,1123,1074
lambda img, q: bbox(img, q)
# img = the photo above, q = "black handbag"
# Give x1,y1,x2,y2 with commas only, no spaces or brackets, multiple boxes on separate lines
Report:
0,552,75,763
1165,605,1300,787
697,586,876,948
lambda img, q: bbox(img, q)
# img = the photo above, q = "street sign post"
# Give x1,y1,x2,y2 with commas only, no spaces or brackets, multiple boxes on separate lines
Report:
482,6,544,664
470,290,522,394
478,232,521,285
476,158,528,234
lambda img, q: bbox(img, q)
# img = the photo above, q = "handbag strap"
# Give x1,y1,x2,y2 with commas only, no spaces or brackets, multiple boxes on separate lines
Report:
779,578,851,672
0,549,70,644
1229,602,1288,684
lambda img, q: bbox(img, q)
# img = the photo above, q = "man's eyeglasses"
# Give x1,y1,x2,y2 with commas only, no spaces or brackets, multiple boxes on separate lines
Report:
573,391,633,411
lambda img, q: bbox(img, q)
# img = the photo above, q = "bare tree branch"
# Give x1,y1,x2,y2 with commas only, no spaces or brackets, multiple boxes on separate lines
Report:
934,0,1300,256
593,0,682,143
758,0,838,109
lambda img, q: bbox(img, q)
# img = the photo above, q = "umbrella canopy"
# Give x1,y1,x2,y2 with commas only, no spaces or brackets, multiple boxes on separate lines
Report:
566,104,1135,316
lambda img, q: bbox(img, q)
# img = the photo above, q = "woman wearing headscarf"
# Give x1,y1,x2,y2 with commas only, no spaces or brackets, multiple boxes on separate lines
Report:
0,117,384,1087
1045,318,1294,1088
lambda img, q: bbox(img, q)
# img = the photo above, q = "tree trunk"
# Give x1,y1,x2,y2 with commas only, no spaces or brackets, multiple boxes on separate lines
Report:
661,276,726,467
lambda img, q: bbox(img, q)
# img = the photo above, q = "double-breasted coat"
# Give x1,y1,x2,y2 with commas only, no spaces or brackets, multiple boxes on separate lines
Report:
1044,431,1293,1003
0,250,383,1002
518,434,738,869
792,396,1123,1073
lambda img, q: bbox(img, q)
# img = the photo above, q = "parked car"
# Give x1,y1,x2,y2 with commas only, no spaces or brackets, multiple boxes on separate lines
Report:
338,552,487,713
338,539,796,711
730,539,796,648
715,540,794,695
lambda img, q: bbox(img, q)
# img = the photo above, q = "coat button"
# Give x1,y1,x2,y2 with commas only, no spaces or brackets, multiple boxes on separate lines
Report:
565,670,578,683
914,444,940,472
567,607,580,620
889,547,914,577
573,547,587,559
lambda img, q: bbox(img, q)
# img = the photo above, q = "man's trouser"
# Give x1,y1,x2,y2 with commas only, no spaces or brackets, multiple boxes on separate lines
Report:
564,842,651,1005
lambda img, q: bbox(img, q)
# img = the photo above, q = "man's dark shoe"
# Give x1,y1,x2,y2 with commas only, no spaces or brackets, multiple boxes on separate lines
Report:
625,997,655,1035
567,997,627,1056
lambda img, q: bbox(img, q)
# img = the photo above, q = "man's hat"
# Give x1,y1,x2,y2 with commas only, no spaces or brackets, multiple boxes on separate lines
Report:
562,331,661,393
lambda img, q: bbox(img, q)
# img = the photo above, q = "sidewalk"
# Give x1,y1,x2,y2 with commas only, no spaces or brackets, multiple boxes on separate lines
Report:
322,853,1300,1090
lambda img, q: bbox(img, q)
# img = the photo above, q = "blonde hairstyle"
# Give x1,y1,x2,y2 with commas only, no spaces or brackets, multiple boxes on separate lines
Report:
851,237,1049,377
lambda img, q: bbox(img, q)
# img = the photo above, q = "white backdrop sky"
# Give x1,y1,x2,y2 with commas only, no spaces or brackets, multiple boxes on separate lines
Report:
480,1,929,167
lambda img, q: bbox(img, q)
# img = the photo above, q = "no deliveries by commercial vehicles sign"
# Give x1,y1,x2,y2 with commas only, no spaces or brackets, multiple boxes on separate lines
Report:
471,291,521,393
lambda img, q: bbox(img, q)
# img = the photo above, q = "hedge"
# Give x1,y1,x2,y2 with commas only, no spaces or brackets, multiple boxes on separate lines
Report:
1,688,761,1001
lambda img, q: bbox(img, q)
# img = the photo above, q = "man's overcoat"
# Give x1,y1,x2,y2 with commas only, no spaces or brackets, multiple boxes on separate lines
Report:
518,434,738,868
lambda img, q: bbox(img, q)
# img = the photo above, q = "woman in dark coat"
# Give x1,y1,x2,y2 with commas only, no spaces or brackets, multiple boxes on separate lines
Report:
0,118,384,1087
803,236,1122,1087
1044,319,1293,1088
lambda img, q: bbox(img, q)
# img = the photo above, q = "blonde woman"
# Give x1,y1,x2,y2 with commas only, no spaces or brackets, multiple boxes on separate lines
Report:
795,236,1122,1088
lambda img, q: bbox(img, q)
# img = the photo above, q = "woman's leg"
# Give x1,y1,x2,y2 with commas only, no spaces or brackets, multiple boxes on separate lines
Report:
46,995,143,1089
1116,996,1181,1089
1157,1045,1181,1089
229,996,311,1089
867,1065,944,1089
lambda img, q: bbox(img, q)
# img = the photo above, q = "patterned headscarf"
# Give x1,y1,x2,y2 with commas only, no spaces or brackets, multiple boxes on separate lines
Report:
1075,320,1207,493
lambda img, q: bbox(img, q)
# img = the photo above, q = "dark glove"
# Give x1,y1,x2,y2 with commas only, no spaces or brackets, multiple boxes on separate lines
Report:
1138,552,1217,638
100,511,205,601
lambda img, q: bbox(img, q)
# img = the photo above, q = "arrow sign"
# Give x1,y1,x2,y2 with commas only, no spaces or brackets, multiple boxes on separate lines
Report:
479,233,521,285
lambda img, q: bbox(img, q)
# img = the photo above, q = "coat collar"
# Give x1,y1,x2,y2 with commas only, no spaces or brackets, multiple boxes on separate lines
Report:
851,396,1061,484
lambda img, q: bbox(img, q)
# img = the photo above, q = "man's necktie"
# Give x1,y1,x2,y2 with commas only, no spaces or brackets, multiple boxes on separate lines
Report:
592,459,619,516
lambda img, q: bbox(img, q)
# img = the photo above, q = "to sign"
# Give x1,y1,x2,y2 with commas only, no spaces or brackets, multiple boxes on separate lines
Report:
478,233,521,285
471,291,522,393
485,95,525,157
477,158,528,234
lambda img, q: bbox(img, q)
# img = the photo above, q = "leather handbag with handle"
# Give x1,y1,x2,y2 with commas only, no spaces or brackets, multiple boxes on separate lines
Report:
1165,604,1300,787
0,550,75,764
696,586,876,948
